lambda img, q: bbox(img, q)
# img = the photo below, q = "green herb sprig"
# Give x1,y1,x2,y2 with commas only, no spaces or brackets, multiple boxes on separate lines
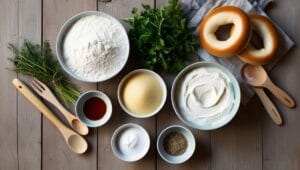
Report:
9,41,80,105
125,0,198,73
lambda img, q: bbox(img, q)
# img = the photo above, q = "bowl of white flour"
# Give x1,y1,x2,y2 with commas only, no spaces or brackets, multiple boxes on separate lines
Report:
56,11,130,82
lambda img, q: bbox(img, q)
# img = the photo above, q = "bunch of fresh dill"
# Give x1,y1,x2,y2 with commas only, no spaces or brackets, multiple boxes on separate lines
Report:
8,40,80,105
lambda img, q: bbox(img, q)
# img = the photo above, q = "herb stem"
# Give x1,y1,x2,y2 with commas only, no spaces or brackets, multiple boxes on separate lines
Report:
8,41,80,105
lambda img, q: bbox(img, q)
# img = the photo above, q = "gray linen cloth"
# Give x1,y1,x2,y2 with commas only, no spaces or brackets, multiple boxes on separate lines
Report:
179,0,294,104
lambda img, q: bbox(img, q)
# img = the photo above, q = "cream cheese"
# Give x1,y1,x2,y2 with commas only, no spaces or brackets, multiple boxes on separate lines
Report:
179,67,232,123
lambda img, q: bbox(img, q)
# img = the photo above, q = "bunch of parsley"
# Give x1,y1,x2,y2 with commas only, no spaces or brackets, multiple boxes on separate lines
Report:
125,0,198,73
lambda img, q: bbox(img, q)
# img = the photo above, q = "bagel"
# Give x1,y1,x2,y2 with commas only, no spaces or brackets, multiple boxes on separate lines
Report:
238,14,279,65
199,6,251,57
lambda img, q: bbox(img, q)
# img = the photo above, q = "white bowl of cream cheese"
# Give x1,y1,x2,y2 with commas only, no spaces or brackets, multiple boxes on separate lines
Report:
171,62,241,130
56,11,129,82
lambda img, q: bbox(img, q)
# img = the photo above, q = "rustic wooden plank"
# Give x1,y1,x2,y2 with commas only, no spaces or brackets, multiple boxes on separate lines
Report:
155,0,168,9
156,77,211,170
159,1,262,170
0,0,18,169
42,0,97,169
155,1,262,170
17,0,42,170
204,6,263,170
263,0,300,169
210,97,262,170
154,0,211,169
97,1,157,170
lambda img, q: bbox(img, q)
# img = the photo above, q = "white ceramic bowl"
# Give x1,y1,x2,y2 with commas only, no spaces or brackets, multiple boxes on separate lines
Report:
171,62,241,130
111,123,150,162
75,90,112,127
56,11,129,82
117,69,167,118
157,125,196,164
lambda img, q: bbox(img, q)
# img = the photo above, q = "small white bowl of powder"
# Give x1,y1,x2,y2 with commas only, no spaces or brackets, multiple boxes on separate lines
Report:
56,11,129,82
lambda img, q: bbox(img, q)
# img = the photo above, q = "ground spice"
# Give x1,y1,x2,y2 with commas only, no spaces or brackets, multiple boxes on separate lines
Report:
163,132,187,156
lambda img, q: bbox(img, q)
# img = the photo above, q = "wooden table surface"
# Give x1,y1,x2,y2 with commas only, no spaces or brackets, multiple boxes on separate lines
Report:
0,0,299,170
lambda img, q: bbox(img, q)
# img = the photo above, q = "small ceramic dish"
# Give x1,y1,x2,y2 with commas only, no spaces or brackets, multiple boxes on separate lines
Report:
56,11,129,82
157,125,196,164
117,69,167,118
111,123,150,162
171,62,241,130
75,90,112,127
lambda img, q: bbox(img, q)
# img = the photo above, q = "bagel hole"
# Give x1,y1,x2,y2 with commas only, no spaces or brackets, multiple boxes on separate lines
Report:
215,24,233,41
250,30,264,49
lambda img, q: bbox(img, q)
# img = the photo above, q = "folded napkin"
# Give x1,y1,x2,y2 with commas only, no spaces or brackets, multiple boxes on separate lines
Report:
180,0,294,104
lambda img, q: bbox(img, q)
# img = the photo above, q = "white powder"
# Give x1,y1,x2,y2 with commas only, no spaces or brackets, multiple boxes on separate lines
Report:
63,15,129,81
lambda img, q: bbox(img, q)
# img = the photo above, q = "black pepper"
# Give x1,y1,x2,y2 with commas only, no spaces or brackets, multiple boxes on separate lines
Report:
163,132,187,156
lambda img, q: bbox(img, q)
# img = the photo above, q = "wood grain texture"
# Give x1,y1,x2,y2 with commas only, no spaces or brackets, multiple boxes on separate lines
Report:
17,0,42,169
210,97,262,170
263,0,300,169
253,87,282,125
155,1,262,170
0,0,18,169
0,0,300,169
154,1,211,169
42,0,97,169
97,1,156,170
155,80,211,170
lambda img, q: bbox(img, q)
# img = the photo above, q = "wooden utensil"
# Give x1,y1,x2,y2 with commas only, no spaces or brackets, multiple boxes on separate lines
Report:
253,87,283,125
242,64,295,108
12,78,88,154
30,78,88,135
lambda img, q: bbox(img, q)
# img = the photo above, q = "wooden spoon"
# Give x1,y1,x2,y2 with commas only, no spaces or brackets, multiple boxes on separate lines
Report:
253,87,282,125
242,64,295,108
12,78,88,154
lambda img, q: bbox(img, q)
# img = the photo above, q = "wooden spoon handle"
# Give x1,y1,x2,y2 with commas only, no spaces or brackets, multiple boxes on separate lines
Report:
12,78,68,133
254,87,283,125
267,81,295,108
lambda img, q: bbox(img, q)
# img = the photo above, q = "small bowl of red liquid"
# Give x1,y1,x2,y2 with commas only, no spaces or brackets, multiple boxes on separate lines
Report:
75,90,112,127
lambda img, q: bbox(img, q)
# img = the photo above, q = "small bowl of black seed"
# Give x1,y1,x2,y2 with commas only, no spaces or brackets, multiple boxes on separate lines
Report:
157,125,196,164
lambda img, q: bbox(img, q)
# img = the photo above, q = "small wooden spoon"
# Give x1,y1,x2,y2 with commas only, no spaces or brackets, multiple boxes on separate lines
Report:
12,78,88,154
253,87,282,125
242,64,295,108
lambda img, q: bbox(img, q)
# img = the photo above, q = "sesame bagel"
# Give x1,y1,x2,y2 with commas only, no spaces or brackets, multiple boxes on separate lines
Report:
237,14,279,65
199,6,251,57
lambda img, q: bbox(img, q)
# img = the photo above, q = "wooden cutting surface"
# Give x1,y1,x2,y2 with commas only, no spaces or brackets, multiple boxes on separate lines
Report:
0,0,299,169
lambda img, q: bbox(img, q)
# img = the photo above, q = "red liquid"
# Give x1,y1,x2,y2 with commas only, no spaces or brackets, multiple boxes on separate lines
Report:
83,97,106,120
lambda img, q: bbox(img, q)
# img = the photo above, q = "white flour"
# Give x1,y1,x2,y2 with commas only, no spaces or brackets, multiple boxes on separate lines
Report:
63,15,128,81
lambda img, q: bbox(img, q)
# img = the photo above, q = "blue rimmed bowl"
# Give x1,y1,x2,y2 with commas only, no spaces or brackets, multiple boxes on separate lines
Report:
171,62,241,130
